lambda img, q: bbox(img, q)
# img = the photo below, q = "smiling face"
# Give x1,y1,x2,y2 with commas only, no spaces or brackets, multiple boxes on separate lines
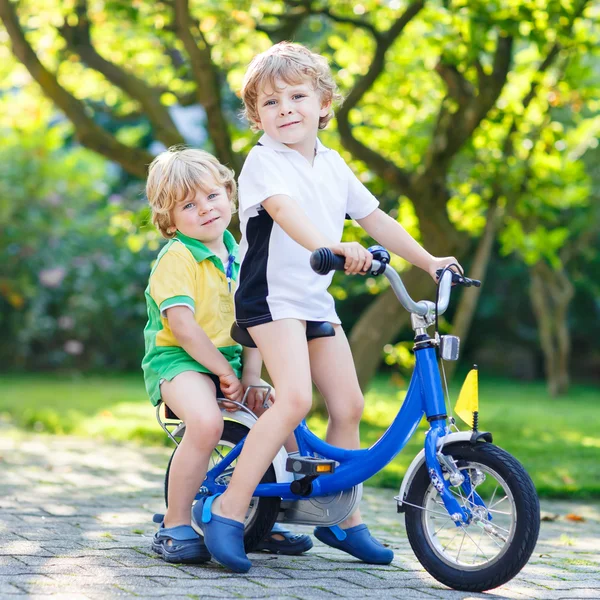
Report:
169,180,232,244
256,78,331,155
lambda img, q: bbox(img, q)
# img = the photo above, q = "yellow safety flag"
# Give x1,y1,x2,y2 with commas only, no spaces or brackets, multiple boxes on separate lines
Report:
455,367,479,428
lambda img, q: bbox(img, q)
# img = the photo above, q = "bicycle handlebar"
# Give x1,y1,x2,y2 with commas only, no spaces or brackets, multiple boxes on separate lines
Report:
310,247,453,317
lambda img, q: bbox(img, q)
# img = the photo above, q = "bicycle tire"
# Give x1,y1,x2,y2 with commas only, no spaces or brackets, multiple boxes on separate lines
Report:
164,420,280,552
405,442,540,592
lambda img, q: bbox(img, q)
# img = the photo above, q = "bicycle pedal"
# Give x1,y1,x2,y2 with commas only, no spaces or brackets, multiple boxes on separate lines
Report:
286,456,336,476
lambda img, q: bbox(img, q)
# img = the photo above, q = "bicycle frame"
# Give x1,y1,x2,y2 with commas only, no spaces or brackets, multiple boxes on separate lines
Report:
204,342,469,522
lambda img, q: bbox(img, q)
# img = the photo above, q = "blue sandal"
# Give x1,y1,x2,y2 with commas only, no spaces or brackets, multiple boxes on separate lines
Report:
191,495,251,573
256,522,313,555
151,514,210,564
314,524,394,565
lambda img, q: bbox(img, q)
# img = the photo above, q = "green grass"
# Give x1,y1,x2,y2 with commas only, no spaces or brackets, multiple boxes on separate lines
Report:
1,372,599,498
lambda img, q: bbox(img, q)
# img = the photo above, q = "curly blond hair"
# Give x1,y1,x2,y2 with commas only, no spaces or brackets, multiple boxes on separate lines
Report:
146,147,237,239
241,42,341,132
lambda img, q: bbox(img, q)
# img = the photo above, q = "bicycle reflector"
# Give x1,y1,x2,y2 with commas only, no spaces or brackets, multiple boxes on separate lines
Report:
440,335,460,361
286,456,336,476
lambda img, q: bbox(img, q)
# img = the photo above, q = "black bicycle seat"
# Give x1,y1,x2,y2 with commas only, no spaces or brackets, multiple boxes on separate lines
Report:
231,321,335,348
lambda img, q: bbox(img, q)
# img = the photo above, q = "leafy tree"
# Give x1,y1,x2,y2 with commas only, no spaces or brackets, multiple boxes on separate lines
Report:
1,0,597,388
0,106,156,370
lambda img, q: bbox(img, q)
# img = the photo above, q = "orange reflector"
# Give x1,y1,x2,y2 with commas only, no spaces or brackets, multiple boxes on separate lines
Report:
316,464,332,473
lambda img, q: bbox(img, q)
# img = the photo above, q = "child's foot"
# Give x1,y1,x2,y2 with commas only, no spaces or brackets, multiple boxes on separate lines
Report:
314,524,394,565
191,494,251,573
151,515,210,564
256,522,313,555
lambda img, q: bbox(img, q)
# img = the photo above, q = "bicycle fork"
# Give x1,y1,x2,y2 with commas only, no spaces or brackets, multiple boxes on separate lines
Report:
417,344,480,526
424,422,470,525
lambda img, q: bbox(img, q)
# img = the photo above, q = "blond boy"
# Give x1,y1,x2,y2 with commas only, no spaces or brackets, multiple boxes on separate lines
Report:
142,147,310,563
192,43,461,573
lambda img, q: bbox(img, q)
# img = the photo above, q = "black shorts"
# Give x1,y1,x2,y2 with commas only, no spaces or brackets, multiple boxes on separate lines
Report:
207,373,225,399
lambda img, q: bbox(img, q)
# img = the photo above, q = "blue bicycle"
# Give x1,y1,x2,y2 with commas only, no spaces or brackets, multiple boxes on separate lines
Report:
157,247,540,592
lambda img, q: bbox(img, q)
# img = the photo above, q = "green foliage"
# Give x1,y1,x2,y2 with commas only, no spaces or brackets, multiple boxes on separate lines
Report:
1,0,599,375
0,112,159,370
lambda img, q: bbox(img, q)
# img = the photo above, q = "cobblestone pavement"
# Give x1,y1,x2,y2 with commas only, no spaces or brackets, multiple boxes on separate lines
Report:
0,426,598,600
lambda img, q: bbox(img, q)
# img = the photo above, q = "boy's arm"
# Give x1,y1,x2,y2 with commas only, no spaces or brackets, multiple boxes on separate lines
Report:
357,208,461,280
241,347,267,413
241,347,262,380
166,306,243,401
262,194,333,250
262,194,372,274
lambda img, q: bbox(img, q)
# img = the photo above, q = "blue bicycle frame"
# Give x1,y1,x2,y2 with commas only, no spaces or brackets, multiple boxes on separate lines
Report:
204,343,470,523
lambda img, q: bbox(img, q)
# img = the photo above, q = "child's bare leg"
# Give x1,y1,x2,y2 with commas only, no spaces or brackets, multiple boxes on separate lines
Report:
212,319,312,522
309,325,365,528
253,399,298,452
161,372,224,528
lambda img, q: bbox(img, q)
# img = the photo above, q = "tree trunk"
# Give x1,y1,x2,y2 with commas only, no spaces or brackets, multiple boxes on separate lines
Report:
443,202,503,381
528,262,574,396
350,180,465,390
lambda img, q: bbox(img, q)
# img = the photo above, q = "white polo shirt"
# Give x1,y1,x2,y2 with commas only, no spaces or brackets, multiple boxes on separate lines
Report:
234,133,379,327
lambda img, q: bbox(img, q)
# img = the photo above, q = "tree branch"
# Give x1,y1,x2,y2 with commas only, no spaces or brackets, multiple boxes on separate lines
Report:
313,6,381,40
59,0,184,149
256,1,311,43
434,61,474,105
257,2,381,42
336,1,425,196
172,0,238,171
419,35,513,183
0,0,153,179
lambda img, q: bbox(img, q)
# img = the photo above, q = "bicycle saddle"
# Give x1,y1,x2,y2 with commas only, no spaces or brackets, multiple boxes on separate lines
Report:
230,321,335,348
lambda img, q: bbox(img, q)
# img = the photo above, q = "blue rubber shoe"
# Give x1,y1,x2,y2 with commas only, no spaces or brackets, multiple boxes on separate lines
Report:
255,522,313,555
314,524,394,565
151,514,210,564
191,495,251,573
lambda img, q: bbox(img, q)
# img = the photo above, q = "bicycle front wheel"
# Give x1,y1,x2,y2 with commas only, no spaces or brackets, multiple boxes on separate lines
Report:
404,442,540,592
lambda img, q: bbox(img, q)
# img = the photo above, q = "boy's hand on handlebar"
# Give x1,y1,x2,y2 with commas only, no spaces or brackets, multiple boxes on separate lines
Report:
219,372,244,410
241,376,266,413
329,242,373,275
427,256,463,282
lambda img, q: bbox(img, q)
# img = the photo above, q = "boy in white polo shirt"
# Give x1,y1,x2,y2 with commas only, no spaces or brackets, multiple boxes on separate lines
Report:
192,42,462,573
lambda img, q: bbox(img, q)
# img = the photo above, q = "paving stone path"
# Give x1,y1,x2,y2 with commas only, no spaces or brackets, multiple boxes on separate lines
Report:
0,426,598,599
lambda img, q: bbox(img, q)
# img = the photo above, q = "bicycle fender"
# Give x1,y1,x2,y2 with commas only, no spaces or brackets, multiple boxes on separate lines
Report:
222,410,294,485
396,431,491,512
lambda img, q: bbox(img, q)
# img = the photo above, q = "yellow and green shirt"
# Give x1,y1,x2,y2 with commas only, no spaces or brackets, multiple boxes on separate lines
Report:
141,230,242,405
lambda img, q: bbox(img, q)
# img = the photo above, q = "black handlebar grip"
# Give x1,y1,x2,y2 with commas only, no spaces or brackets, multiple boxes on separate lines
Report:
435,268,481,287
310,248,346,275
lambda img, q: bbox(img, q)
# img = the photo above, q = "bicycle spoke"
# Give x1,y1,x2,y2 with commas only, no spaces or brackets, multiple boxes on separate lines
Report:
442,527,462,552
456,529,467,562
472,522,487,565
407,499,457,519
487,484,499,512
483,520,511,535
422,460,516,570
459,525,490,562
481,526,505,549
477,518,511,538
489,495,508,510
433,517,453,536
213,446,226,461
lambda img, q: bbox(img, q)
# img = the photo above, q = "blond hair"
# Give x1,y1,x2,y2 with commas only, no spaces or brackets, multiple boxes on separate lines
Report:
241,42,341,132
146,147,237,239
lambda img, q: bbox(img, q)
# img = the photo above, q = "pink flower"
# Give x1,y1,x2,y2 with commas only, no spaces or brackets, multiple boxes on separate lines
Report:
64,340,84,355
39,267,67,288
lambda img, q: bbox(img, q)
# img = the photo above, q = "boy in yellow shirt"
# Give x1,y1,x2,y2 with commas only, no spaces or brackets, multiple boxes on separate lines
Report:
142,147,310,563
